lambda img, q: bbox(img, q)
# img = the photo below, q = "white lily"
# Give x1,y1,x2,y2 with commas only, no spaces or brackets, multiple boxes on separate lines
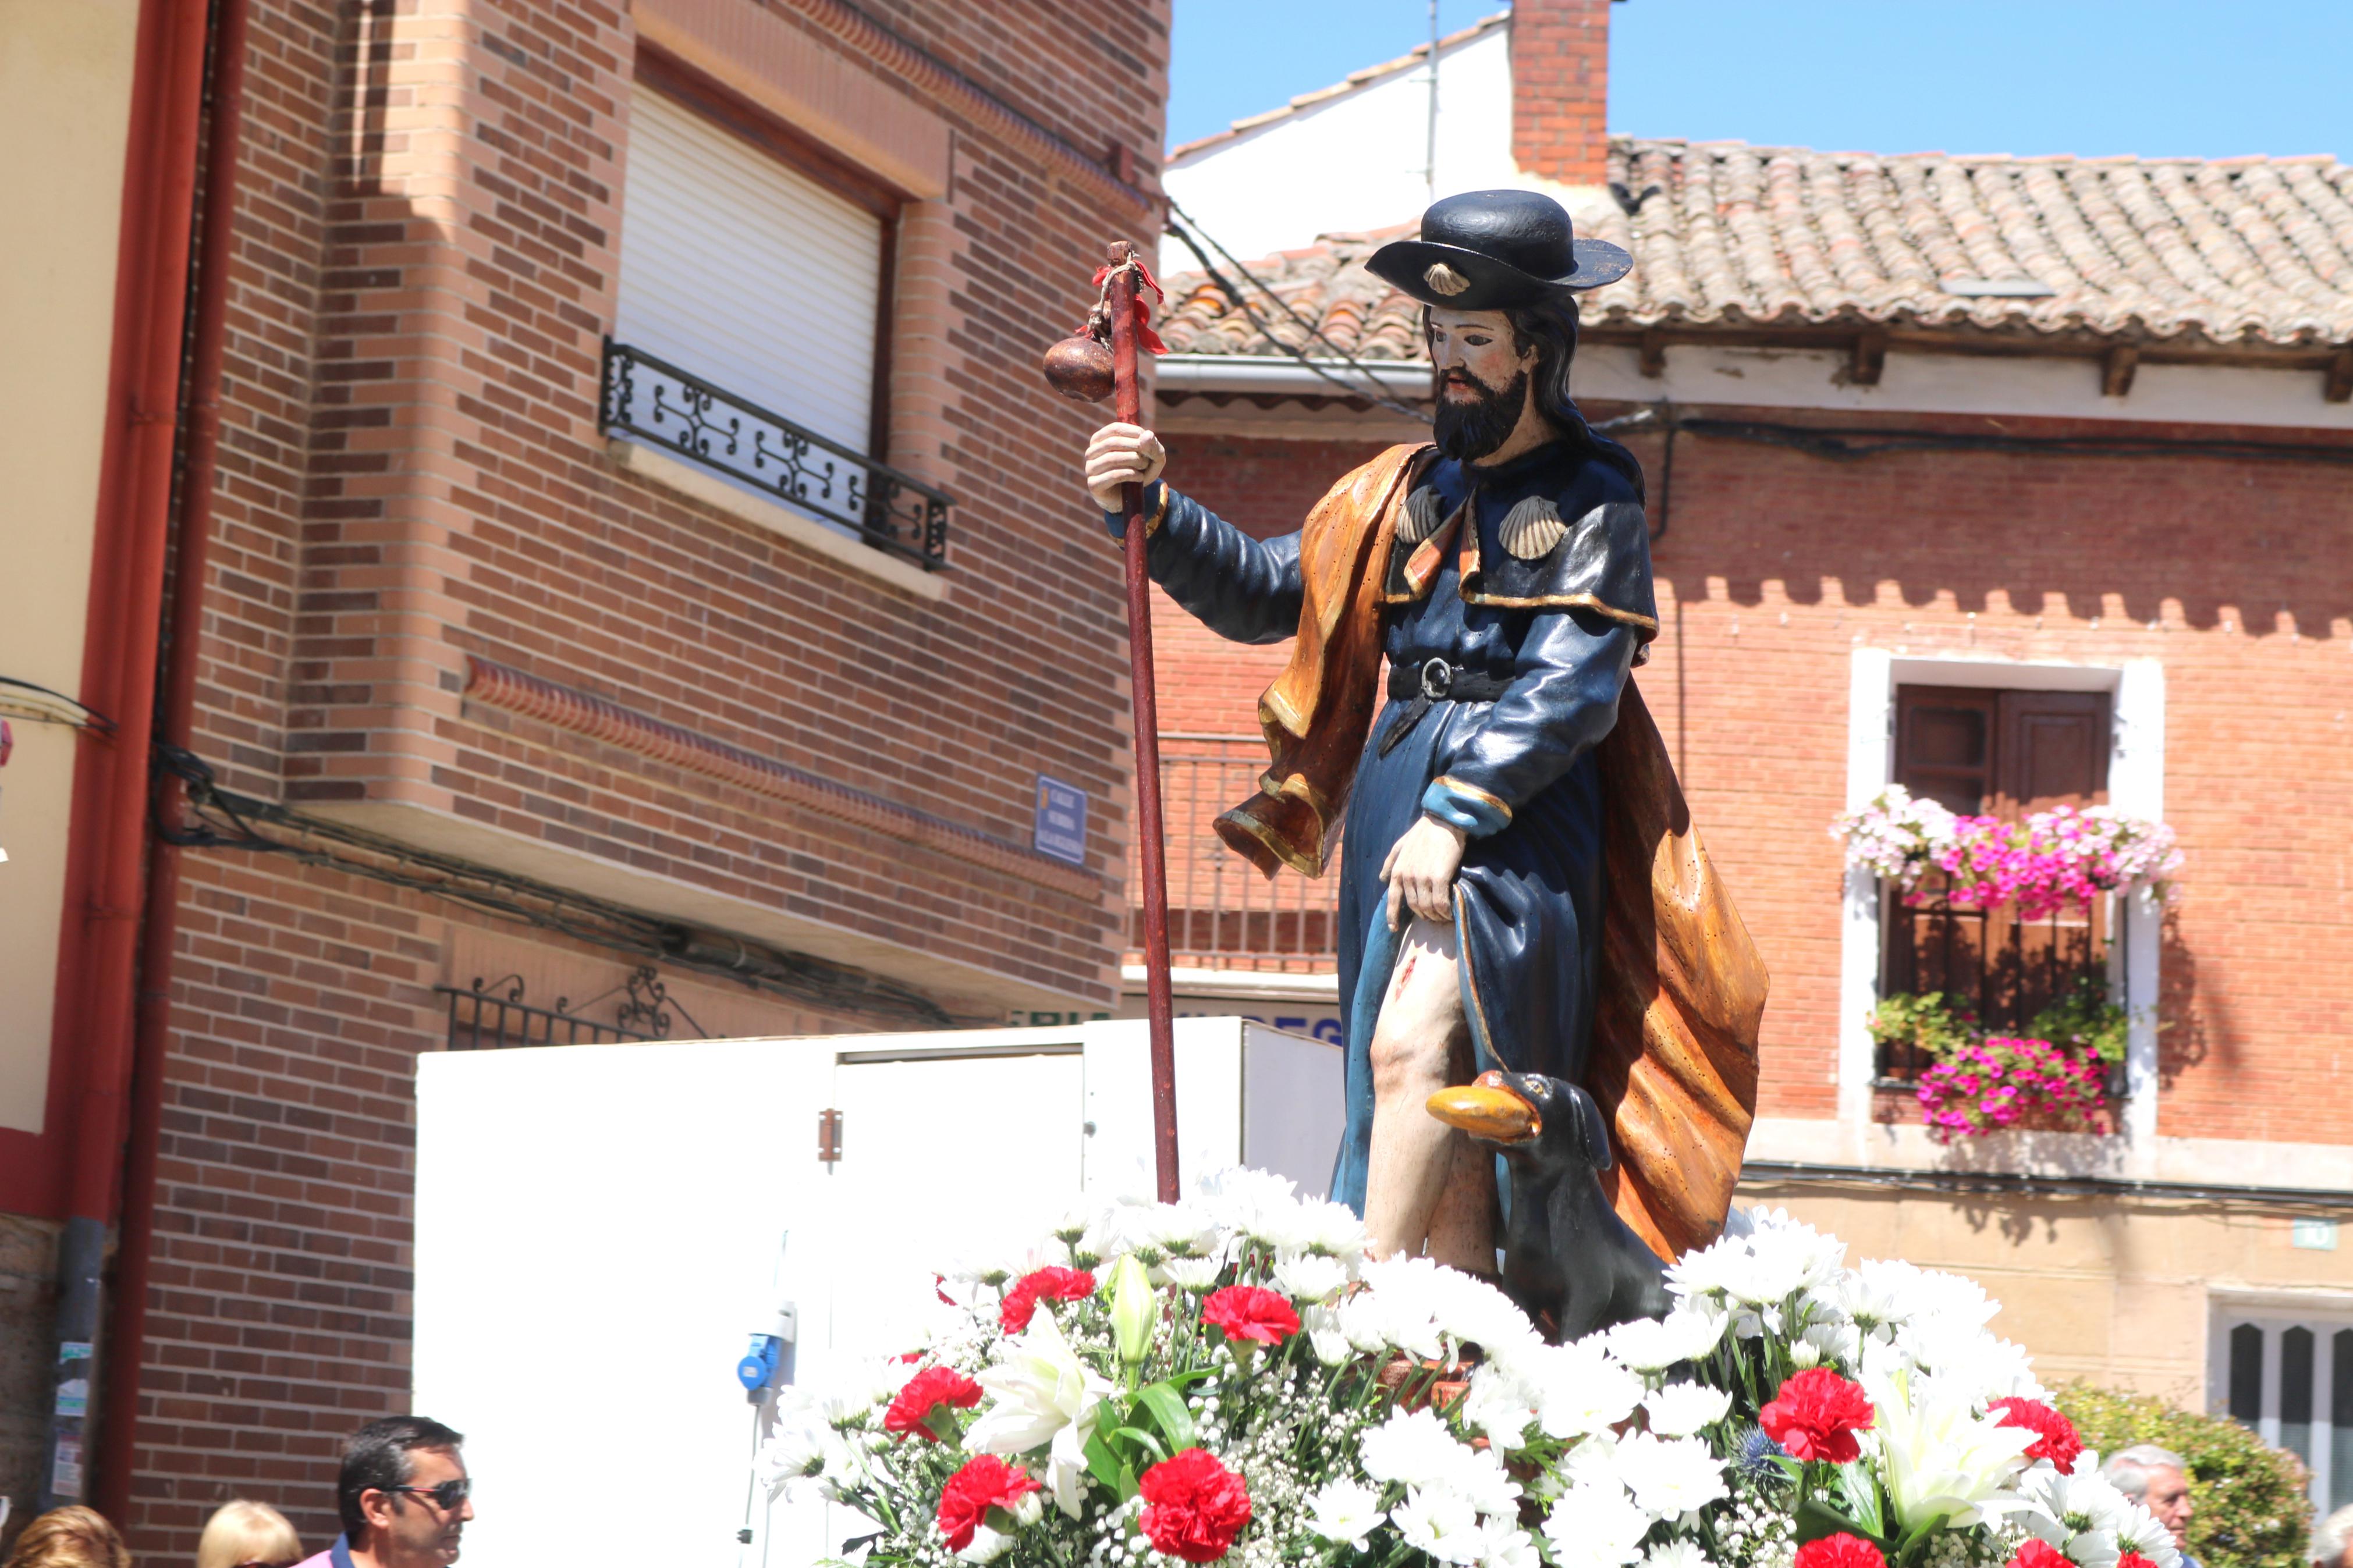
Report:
965,1312,1114,1519
1866,1367,2038,1531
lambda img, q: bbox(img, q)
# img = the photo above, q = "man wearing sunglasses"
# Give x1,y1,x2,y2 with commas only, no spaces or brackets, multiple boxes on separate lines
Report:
293,1416,474,1568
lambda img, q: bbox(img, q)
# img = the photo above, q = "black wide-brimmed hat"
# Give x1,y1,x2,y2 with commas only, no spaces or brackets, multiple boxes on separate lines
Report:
1367,189,1631,309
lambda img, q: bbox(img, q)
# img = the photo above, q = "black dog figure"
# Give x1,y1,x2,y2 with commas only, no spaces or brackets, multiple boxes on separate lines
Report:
1426,1069,1671,1343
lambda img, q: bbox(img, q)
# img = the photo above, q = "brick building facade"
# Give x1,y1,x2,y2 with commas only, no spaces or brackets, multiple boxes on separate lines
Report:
1,0,1170,1552
1147,0,2353,1507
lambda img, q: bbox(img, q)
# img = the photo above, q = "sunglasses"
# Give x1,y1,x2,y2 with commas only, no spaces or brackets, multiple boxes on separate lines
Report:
381,1478,472,1511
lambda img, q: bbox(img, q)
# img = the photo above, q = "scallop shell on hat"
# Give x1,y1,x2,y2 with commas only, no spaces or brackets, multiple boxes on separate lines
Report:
1397,485,1445,544
1423,262,1471,297
1498,496,1567,560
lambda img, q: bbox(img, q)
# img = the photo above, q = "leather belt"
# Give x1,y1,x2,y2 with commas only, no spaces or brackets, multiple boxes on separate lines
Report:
1378,657,1512,756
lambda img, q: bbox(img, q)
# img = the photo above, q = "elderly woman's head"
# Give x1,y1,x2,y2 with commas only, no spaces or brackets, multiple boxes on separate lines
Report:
195,1502,301,1568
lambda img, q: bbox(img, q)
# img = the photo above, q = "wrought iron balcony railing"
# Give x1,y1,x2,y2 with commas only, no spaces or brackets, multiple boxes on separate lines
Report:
1129,738,1342,975
600,339,951,570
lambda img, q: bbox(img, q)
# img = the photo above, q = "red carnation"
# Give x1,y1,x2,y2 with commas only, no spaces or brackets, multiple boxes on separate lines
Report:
1761,1368,1876,1464
936,1455,1041,1551
2118,1555,2159,1568
1989,1397,2084,1471
999,1265,1096,1333
1140,1448,1253,1563
2008,1541,2074,1568
1199,1285,1300,1347
1795,1535,1887,1568
883,1365,983,1442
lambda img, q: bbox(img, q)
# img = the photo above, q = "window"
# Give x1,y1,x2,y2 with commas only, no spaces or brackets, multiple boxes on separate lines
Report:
2213,1303,2353,1514
616,81,890,458
604,68,949,570
1878,685,2111,1078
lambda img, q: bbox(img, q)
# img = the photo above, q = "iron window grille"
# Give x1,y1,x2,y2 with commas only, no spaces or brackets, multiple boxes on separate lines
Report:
600,338,952,570
438,966,713,1051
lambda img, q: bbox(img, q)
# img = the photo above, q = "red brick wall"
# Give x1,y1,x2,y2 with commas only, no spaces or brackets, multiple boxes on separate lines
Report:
1509,0,1612,188
195,0,1166,1018
1149,435,1389,735
101,0,1174,1555
1147,412,2353,1140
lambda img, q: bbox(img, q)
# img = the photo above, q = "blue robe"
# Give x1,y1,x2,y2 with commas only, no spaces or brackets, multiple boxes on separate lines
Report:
1117,437,1658,1214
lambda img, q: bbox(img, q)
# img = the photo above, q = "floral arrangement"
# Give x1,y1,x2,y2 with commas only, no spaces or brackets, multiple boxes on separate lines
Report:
755,1175,2187,1568
1832,788,2181,920
1867,987,2127,1141
1915,1037,2111,1142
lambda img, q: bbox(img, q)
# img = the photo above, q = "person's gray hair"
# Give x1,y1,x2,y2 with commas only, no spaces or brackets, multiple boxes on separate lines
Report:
2312,1502,2353,1567
2102,1444,2190,1499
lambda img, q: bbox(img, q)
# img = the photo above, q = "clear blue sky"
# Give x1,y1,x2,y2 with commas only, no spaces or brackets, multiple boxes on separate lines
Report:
1167,1,2353,162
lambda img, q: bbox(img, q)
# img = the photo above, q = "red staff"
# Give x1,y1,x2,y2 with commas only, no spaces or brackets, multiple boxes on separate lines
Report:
1044,241,1179,1201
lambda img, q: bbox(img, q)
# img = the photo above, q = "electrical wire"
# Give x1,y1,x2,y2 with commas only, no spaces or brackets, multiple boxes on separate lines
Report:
1162,201,1433,424
0,675,116,734
153,745,958,1026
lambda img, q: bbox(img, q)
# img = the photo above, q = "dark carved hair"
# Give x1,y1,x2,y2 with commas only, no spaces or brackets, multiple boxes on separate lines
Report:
1424,294,1646,498
339,1416,466,1539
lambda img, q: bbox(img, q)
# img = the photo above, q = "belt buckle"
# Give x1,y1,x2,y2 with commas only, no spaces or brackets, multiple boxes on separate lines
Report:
1418,657,1454,701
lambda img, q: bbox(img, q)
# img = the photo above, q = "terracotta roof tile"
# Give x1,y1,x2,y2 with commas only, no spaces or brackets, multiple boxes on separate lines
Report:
1156,138,2353,357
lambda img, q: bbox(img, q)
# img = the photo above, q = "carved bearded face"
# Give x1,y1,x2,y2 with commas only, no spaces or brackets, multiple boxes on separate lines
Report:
1427,307,1541,462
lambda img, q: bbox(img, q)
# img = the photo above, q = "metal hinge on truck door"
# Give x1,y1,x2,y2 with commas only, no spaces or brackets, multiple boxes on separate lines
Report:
818,1107,842,1164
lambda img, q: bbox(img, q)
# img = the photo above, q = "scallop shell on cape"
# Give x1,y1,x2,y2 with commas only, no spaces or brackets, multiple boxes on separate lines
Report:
1498,496,1567,560
1397,485,1445,544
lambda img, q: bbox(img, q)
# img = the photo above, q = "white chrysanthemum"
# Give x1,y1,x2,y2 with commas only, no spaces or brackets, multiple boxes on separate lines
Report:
1614,1430,1729,1518
1476,1518,1542,1568
1462,1361,1541,1451
1558,1433,1621,1491
1296,1199,1370,1258
1646,1540,1708,1568
1272,1249,1351,1303
955,1523,1016,1563
1395,1486,1487,1565
1602,1314,1688,1371
1662,1300,1733,1361
1078,1198,1156,1264
1663,1233,1748,1299
2116,1504,2183,1568
1360,1406,1467,1489
2015,1459,2134,1562
1354,1255,1449,1360
1801,1318,1863,1369
1193,1165,1305,1246
1641,1381,1733,1437
1445,1445,1525,1519
755,1397,844,1501
1159,1254,1226,1293
1147,1201,1220,1256
1541,1483,1652,1568
1300,1302,1352,1365
1305,1478,1386,1551
1430,1268,1543,1361
1518,1341,1645,1440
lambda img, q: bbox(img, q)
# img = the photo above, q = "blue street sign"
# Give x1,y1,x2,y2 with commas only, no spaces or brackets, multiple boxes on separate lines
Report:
1034,776,1088,866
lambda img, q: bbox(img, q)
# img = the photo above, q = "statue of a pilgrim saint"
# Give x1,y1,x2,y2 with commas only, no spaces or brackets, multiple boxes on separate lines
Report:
1083,191,1767,1269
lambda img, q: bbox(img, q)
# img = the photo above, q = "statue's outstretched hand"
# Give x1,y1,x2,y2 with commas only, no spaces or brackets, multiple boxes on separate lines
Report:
1382,815,1467,930
1084,422,1166,512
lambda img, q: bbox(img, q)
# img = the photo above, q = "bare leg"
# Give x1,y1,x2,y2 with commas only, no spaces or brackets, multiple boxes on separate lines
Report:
1363,918,1492,1266
1424,1037,1499,1274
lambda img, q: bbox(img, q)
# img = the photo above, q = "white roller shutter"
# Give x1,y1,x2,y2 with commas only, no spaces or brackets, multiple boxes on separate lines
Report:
616,86,883,456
